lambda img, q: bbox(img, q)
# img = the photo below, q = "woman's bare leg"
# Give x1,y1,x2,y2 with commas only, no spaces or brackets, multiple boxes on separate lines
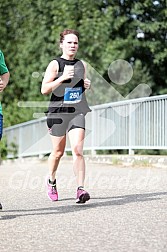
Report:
48,135,66,181
68,128,85,187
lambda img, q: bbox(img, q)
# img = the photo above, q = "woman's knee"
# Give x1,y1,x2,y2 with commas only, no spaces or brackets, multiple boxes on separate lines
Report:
72,145,83,157
51,150,64,159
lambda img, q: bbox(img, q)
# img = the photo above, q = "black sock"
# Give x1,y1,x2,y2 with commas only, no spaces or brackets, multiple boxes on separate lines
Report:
78,186,84,190
49,179,56,185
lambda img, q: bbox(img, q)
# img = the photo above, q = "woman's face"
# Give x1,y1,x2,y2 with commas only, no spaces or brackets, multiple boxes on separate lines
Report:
60,34,79,58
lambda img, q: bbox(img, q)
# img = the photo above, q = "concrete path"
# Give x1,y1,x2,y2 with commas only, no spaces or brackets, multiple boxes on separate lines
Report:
0,159,167,252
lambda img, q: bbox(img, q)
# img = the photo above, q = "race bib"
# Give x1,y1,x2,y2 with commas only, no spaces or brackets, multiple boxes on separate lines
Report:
64,87,82,104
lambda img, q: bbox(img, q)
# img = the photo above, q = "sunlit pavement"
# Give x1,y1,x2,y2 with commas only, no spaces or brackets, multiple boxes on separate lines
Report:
0,159,167,252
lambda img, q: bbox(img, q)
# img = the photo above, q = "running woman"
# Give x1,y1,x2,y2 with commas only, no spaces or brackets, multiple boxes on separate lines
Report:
41,29,91,203
0,49,10,210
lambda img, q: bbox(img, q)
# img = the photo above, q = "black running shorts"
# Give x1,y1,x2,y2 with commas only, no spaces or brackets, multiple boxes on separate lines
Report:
47,113,85,137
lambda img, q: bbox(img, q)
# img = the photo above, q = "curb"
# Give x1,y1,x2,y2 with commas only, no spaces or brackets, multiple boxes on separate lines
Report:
1,155,167,168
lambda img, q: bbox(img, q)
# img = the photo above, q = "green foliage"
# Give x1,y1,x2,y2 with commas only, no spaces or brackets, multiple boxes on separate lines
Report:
0,137,8,159
0,136,18,159
0,0,166,127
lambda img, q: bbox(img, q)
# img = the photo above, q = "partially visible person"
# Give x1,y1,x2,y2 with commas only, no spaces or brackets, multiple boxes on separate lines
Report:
0,50,10,210
41,29,91,204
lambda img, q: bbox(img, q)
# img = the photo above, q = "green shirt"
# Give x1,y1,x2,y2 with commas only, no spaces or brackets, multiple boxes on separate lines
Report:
0,50,9,115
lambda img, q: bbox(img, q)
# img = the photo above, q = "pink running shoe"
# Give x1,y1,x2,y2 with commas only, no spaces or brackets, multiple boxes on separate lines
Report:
46,177,58,201
76,187,90,204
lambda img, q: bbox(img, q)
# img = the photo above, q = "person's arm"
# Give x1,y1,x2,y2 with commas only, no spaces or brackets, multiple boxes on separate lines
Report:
81,60,91,90
0,50,10,92
41,60,74,95
0,72,10,92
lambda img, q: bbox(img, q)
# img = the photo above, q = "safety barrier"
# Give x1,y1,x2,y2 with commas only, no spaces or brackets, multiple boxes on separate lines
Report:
3,94,167,158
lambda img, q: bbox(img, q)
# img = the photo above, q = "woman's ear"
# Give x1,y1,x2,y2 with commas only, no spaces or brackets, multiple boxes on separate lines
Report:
60,43,63,49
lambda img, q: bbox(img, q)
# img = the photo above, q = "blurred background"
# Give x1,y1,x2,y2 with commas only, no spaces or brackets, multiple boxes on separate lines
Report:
0,0,166,158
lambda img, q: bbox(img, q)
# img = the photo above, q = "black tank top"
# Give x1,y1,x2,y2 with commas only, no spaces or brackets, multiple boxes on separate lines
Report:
48,57,91,115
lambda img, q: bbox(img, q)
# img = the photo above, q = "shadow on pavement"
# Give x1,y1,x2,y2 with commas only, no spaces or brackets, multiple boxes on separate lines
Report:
1,191,167,220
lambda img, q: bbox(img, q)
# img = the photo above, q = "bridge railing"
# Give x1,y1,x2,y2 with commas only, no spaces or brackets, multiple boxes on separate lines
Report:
3,94,167,158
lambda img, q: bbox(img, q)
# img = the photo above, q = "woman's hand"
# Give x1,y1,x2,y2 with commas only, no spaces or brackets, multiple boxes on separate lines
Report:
84,78,91,89
62,65,74,81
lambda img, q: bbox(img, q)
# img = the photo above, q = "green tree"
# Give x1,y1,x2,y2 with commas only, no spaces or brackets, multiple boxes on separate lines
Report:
0,0,166,126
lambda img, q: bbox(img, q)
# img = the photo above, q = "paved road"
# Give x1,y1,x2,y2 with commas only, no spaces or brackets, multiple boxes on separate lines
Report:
0,159,167,252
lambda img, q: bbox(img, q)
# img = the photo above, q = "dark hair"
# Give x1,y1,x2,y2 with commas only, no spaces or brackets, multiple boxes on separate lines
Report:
60,29,79,43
